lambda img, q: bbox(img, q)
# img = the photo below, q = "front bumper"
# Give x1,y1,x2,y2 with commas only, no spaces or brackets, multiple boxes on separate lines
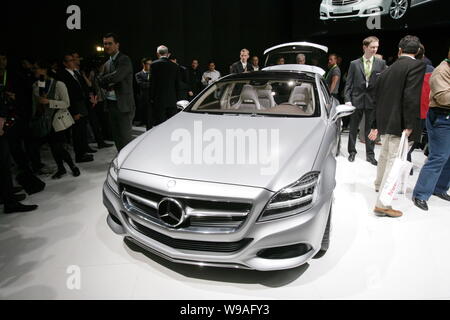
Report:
103,171,332,271
320,0,388,20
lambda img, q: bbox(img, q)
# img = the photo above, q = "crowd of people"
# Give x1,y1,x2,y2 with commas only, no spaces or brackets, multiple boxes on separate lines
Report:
0,33,449,217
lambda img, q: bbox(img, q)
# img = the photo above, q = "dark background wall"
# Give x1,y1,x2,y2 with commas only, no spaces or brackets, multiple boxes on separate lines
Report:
3,0,450,73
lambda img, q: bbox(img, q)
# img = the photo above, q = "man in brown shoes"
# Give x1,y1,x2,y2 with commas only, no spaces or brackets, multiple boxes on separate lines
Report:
369,36,426,219
374,207,403,218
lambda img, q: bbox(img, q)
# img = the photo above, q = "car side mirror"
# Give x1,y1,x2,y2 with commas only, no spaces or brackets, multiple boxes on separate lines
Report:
331,104,355,122
176,100,190,110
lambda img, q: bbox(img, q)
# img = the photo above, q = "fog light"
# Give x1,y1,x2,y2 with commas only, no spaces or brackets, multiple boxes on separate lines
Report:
257,243,311,260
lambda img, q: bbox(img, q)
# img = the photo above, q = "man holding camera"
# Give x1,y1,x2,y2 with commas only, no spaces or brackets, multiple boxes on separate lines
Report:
201,62,221,87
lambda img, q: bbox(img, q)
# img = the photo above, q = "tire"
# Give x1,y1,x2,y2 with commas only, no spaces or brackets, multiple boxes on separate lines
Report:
389,0,410,20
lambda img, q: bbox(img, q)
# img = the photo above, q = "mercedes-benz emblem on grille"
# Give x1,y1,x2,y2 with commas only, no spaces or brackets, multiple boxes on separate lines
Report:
157,198,186,228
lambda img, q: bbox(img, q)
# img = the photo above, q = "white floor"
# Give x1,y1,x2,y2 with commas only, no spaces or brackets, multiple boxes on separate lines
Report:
0,132,449,300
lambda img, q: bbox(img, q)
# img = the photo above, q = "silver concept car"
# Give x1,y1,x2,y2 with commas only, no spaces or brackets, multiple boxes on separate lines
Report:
103,43,355,271
320,0,435,21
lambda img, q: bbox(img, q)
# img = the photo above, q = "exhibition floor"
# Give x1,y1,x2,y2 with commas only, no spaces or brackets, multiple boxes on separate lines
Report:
1,131,449,300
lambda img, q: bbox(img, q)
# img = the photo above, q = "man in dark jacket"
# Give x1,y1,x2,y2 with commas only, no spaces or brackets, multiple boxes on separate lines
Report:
135,57,152,127
0,51,38,214
149,45,181,127
59,54,94,163
98,33,136,152
369,35,426,218
186,59,203,100
345,36,387,165
230,49,254,74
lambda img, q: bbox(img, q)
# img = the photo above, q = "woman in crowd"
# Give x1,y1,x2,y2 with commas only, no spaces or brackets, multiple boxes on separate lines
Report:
32,60,80,180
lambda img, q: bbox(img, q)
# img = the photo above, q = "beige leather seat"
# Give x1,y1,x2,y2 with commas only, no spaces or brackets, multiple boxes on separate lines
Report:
256,84,276,109
234,85,261,111
288,85,313,114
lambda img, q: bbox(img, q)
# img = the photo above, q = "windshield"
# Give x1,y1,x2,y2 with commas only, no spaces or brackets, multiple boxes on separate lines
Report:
188,79,319,117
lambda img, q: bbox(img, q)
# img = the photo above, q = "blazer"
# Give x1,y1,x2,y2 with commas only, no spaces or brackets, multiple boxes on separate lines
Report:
344,57,387,110
149,57,181,110
135,71,151,96
230,61,254,74
99,52,136,113
58,69,90,116
371,56,426,142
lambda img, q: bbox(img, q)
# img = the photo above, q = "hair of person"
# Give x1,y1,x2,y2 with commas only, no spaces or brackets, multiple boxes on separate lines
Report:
208,61,215,65
329,53,338,60
416,44,425,60
141,57,152,65
399,35,421,54
241,49,250,55
157,45,169,56
35,59,51,71
0,50,7,57
103,33,119,43
62,54,74,63
363,36,379,47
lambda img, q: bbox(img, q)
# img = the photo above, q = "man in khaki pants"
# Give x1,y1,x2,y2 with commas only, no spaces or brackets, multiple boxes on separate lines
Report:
369,36,426,218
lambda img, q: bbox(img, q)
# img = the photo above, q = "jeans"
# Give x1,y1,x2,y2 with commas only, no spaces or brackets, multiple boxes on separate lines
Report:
413,109,450,201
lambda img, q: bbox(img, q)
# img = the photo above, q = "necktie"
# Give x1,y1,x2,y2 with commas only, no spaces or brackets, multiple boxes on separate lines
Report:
364,59,372,80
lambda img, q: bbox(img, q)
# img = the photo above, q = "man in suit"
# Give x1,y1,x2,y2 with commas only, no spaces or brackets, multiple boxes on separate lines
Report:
368,35,426,218
345,36,387,166
135,58,152,127
187,59,203,100
169,55,190,102
230,49,254,74
59,54,94,163
150,45,181,128
98,33,136,152
0,51,38,214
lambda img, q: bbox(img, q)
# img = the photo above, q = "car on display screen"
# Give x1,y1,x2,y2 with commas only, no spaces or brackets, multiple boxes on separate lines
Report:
103,42,355,271
320,0,435,21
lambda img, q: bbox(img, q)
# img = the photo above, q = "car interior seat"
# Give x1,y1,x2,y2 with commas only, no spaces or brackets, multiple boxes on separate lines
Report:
234,84,262,111
256,84,276,109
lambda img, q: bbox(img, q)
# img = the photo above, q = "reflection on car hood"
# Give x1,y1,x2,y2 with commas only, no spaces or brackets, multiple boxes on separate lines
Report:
121,112,326,192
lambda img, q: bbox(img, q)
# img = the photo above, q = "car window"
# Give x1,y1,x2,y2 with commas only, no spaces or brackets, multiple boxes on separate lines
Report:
188,79,320,117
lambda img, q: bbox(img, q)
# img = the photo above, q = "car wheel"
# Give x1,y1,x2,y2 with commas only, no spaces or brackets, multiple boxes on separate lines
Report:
389,0,410,20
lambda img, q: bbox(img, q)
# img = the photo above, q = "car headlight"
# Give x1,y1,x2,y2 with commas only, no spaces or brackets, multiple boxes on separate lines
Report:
107,156,120,196
258,172,321,222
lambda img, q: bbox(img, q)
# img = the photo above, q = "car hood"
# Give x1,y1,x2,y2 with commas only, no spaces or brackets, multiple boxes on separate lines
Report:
121,112,326,192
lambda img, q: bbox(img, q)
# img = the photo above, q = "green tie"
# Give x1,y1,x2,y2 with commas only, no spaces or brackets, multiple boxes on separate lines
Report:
364,59,372,80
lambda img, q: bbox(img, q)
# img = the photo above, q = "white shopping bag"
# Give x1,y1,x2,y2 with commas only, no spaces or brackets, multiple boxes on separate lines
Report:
379,132,414,206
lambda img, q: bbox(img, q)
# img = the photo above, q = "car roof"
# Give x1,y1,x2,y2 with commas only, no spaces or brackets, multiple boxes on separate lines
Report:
263,42,328,55
221,71,316,82
263,64,326,77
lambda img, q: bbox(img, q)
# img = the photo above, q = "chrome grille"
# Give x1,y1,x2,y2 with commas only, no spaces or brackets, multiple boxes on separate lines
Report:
332,0,359,6
121,184,252,233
